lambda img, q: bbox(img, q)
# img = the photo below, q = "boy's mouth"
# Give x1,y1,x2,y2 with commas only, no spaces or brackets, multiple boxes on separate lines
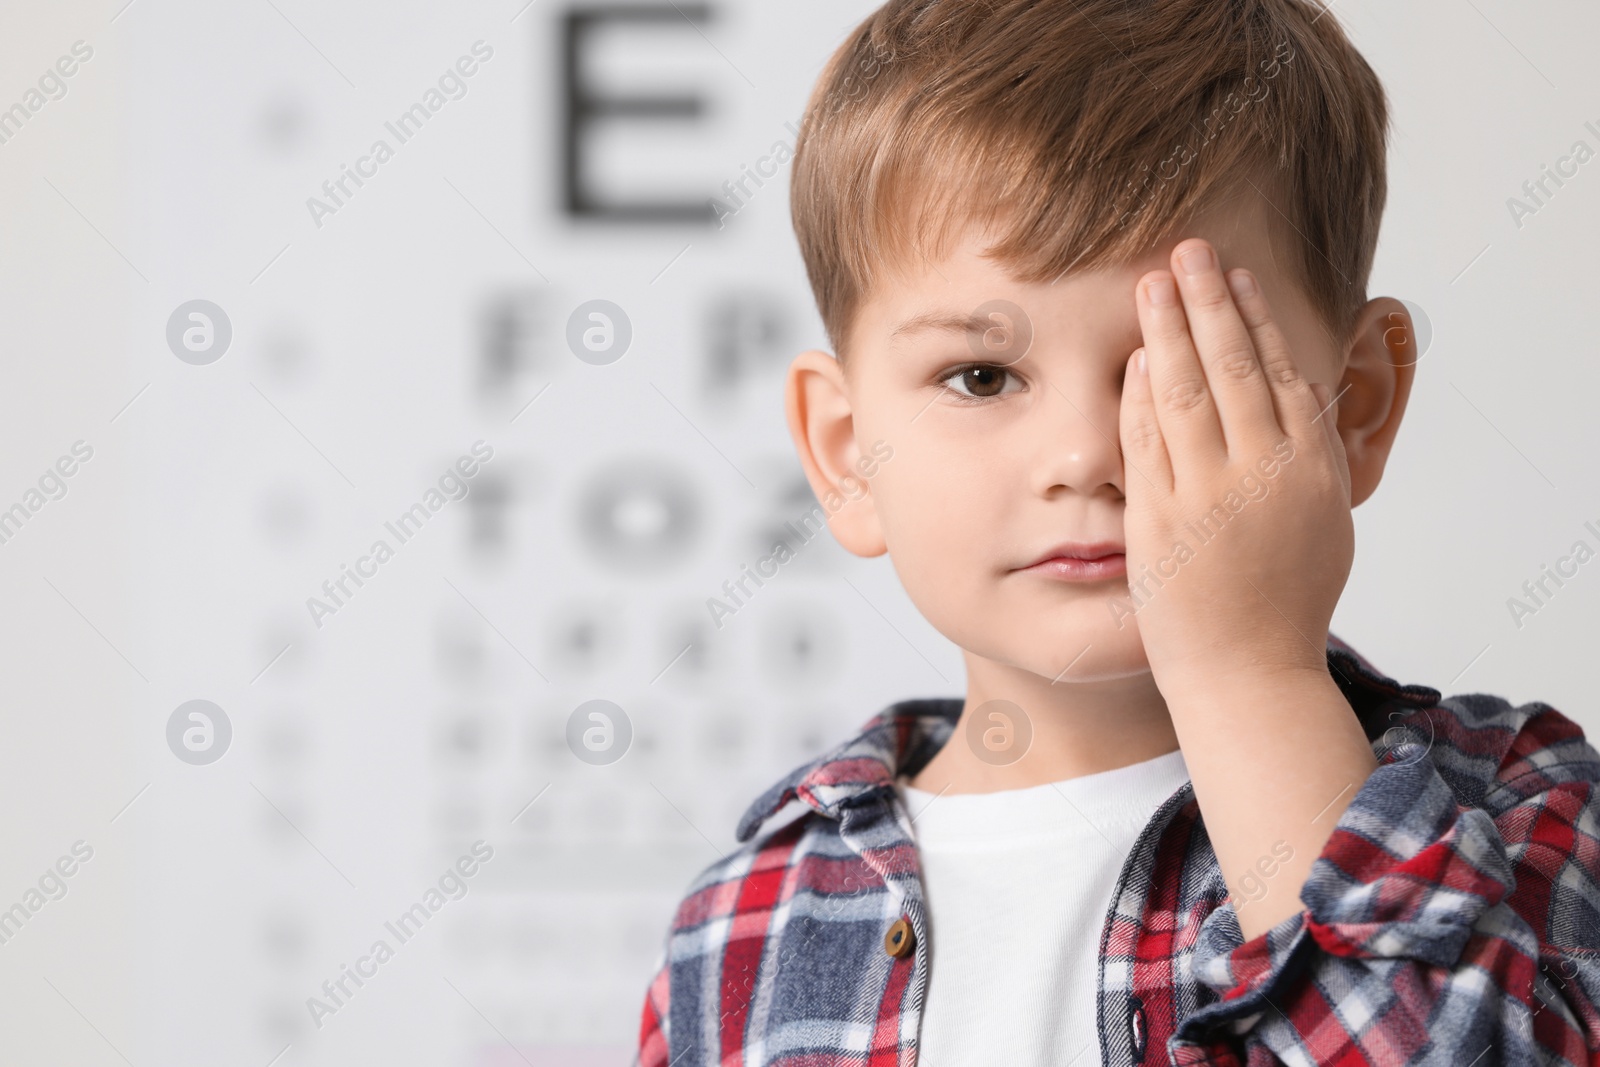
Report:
1013,541,1127,582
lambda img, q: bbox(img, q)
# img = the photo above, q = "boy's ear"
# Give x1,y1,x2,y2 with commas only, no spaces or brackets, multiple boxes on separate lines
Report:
1335,297,1419,508
783,349,888,557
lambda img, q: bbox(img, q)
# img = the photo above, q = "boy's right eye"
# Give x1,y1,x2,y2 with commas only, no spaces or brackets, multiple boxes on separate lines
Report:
936,363,1024,404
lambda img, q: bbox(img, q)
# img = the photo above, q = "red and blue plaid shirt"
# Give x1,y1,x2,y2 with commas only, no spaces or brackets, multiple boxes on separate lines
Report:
635,633,1600,1066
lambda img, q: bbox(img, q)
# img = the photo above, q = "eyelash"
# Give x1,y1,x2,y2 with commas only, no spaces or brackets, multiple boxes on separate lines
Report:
936,362,1025,405
934,361,1133,406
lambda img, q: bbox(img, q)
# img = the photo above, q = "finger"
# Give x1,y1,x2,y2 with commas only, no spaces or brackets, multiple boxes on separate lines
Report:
1136,269,1225,465
1119,347,1173,495
1170,239,1281,447
1224,267,1322,438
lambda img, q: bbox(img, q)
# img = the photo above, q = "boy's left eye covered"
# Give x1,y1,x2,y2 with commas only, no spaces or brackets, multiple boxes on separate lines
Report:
937,362,1024,403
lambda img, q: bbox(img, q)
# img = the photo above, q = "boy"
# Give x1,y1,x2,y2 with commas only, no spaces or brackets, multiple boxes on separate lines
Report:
637,1,1600,1064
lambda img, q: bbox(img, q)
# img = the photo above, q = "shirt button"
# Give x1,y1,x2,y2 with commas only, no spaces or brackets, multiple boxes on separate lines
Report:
884,918,915,958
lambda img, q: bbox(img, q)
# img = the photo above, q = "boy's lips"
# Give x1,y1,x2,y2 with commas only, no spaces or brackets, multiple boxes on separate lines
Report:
1013,540,1127,581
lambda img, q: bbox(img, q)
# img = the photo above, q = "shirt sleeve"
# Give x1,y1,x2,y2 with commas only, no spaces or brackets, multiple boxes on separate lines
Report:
635,949,672,1067
1177,697,1600,1067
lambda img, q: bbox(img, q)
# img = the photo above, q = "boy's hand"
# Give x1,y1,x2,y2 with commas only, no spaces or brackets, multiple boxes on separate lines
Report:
1117,238,1353,695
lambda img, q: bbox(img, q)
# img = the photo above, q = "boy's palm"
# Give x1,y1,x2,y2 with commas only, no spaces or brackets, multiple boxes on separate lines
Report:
1118,239,1355,694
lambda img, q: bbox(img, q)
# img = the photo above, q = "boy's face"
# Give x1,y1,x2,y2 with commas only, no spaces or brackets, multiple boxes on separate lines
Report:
786,194,1410,686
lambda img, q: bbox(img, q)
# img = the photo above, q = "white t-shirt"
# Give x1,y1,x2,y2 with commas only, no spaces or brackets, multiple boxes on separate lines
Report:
894,748,1192,1066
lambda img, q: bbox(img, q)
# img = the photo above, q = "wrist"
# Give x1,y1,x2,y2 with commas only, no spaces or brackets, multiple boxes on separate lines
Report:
1158,655,1338,713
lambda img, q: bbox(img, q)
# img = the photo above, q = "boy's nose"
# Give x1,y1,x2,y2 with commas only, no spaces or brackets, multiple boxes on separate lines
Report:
1028,385,1126,499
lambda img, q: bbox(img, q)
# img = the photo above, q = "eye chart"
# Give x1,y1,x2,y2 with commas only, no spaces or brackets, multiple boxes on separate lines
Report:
0,1,965,1064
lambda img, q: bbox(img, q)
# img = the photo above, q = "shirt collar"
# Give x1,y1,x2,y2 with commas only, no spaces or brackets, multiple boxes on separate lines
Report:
734,630,1441,843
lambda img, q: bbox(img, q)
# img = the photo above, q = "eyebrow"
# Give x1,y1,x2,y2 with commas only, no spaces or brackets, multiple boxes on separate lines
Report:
889,310,998,345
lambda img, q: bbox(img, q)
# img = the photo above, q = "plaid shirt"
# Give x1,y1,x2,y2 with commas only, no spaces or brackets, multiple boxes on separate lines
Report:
635,633,1600,1066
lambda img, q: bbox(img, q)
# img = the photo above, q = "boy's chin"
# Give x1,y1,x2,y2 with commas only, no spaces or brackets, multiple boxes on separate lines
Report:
994,616,1154,684
1036,639,1154,685
939,593,1154,679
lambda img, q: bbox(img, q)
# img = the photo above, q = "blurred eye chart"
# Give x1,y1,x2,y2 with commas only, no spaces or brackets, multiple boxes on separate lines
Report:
0,2,949,1064
3,1,1598,1065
